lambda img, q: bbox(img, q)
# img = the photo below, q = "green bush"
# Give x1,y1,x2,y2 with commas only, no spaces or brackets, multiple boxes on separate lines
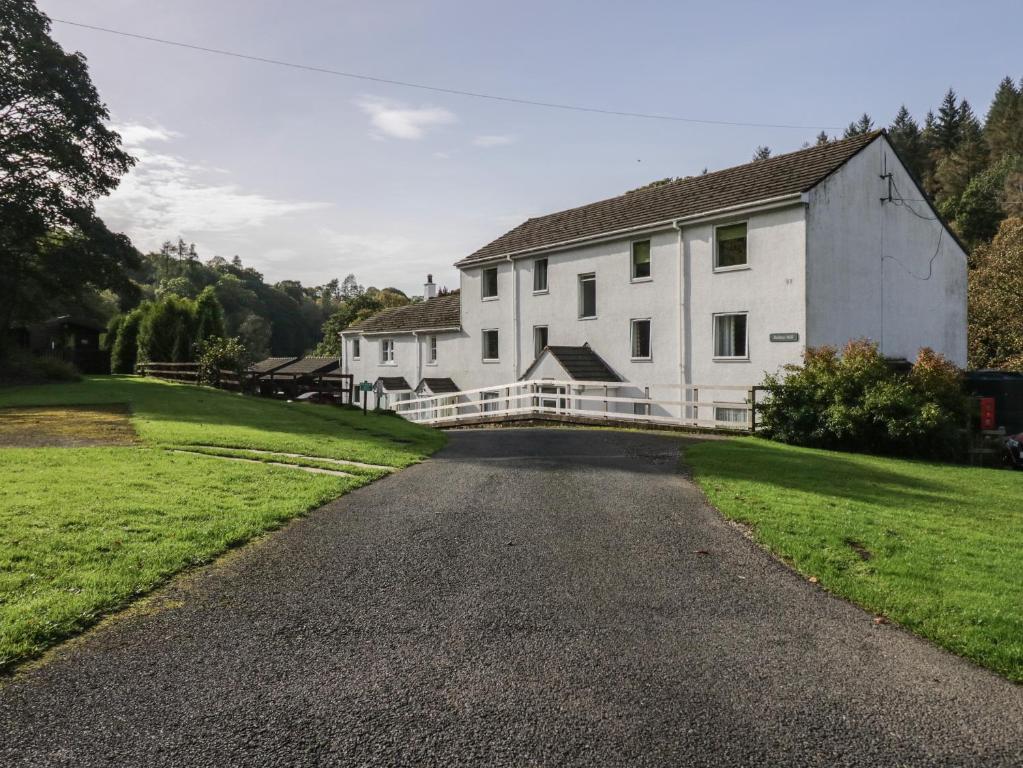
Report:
110,304,147,373
0,349,81,385
759,340,968,460
196,336,251,387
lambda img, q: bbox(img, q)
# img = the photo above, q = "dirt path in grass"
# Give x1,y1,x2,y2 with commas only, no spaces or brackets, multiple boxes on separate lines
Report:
1,429,1020,767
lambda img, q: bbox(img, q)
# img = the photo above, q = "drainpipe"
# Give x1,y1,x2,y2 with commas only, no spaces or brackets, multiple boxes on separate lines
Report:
673,219,687,421
413,331,422,387
508,255,520,378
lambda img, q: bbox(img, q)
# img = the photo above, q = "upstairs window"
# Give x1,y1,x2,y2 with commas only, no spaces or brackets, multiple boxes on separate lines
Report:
381,338,395,364
482,329,500,361
428,335,437,363
482,267,499,299
631,319,651,360
714,313,748,359
533,258,548,293
578,273,596,319
715,223,748,269
631,240,651,280
352,338,361,360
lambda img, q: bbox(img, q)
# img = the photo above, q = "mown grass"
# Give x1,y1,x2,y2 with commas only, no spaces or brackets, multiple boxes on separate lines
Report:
0,376,445,670
685,437,1023,682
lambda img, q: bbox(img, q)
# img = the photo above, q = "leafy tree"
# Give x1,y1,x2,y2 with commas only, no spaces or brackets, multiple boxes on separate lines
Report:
110,304,147,373
136,295,196,363
0,0,136,349
237,313,272,360
843,113,874,138
315,293,385,356
954,157,1022,245
968,218,1023,370
752,146,771,161
193,286,225,345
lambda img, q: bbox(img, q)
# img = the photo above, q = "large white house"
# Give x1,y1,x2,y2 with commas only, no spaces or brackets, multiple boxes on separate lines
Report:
341,131,967,426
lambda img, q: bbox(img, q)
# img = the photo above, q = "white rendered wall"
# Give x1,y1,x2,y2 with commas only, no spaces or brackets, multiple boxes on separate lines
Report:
806,136,968,365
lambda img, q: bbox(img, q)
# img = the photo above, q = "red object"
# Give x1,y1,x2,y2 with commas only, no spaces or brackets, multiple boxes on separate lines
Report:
979,397,997,431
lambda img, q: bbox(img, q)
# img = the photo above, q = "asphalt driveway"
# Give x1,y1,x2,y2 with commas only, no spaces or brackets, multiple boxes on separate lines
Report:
1,429,1021,766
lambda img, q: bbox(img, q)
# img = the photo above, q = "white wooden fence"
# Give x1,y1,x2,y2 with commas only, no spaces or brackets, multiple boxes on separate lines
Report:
390,379,757,431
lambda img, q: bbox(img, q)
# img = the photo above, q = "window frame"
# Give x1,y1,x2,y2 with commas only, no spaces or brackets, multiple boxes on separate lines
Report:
481,391,500,413
630,239,652,282
533,325,549,359
630,318,652,361
533,257,549,294
482,328,500,362
713,221,750,272
578,273,597,320
427,335,438,364
712,312,750,361
481,266,499,300
380,338,395,364
351,338,361,360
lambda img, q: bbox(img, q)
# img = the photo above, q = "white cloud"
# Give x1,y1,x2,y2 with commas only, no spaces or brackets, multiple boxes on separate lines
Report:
472,134,516,147
113,123,180,146
356,97,456,140
97,123,327,252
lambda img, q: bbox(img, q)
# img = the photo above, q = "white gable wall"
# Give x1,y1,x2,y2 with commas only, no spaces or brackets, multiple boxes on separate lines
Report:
806,136,968,365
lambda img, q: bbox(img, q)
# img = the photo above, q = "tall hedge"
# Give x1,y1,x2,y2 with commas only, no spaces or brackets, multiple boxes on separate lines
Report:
136,295,196,364
110,304,147,373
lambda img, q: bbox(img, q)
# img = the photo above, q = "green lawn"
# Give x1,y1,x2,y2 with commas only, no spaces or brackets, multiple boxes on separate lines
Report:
686,437,1023,682
0,376,445,670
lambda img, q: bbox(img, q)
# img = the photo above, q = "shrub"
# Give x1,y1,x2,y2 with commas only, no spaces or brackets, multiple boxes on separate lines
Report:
137,295,196,364
110,305,147,373
0,349,81,385
759,340,968,460
196,336,251,387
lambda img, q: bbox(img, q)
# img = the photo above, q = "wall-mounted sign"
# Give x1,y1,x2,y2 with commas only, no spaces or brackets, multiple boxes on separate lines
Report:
769,332,800,343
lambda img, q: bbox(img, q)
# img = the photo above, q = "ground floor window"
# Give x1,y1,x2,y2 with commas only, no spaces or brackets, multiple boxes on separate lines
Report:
352,338,360,360
534,325,548,359
714,313,748,359
631,318,651,360
481,391,499,412
715,406,747,426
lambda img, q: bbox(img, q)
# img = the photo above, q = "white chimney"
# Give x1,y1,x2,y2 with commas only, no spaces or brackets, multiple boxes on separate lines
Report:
424,273,437,300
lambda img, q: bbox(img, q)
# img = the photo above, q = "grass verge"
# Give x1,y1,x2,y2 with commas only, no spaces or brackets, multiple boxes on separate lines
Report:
685,437,1023,682
0,376,444,670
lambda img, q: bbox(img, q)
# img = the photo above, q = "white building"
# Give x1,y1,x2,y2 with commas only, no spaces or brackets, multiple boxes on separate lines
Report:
342,131,967,426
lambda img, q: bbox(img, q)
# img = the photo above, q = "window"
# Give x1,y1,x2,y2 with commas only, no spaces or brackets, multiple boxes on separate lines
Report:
428,335,437,364
715,406,748,426
352,338,361,360
533,258,548,293
714,313,748,359
631,319,651,360
381,338,395,363
715,222,748,269
482,267,499,299
578,273,596,318
533,325,548,359
481,391,499,413
631,240,651,280
482,329,499,361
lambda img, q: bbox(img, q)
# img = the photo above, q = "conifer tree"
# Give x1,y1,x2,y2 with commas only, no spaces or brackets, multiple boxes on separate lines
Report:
984,76,1022,160
888,105,926,179
843,113,874,138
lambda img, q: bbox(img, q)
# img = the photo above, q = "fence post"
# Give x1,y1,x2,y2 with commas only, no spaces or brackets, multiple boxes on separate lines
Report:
748,387,756,432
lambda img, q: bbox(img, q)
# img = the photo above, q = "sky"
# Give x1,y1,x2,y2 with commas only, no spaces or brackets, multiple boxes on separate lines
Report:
40,0,1023,296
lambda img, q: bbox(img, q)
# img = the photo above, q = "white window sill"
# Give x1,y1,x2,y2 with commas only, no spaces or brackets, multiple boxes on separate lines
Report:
630,276,653,284
482,358,500,364
380,361,398,366
425,361,438,367
532,289,549,296
630,357,653,363
712,356,750,363
482,295,499,302
578,315,598,321
713,265,751,274
352,358,361,362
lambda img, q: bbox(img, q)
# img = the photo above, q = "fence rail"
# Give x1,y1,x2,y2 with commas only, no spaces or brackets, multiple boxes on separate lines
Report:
391,378,757,432
137,361,354,403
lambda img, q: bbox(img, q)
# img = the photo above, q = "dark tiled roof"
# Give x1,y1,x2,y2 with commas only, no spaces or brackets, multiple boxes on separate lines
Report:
348,292,461,334
376,376,411,391
523,345,621,382
457,132,882,266
417,377,460,394
272,357,340,376
248,356,299,374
